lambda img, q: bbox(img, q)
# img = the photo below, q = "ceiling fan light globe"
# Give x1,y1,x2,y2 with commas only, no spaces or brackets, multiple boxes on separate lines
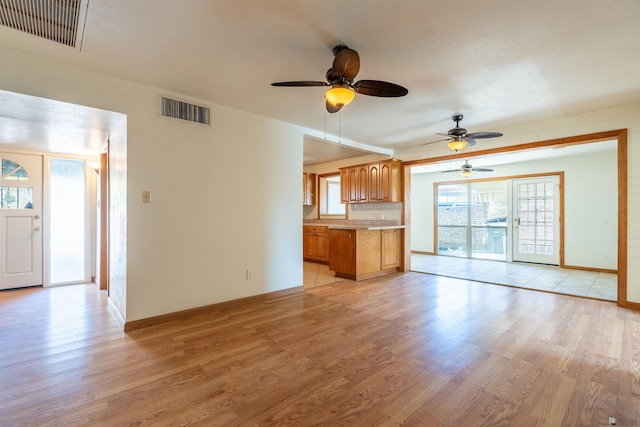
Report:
447,138,467,152
461,170,473,178
325,85,355,107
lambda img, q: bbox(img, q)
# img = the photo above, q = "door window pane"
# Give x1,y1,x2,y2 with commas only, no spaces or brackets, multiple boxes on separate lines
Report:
516,180,555,256
50,159,85,284
2,159,29,181
438,226,467,255
437,184,468,226
438,181,507,261
0,187,33,209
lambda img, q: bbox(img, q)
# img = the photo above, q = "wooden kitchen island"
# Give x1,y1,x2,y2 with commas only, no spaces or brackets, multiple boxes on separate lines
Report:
328,225,405,281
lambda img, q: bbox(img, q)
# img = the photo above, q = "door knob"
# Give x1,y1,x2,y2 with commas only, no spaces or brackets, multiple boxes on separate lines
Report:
34,226,41,231
34,215,40,219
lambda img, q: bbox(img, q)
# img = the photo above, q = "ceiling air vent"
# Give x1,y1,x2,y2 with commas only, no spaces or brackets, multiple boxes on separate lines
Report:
0,0,86,48
161,96,211,125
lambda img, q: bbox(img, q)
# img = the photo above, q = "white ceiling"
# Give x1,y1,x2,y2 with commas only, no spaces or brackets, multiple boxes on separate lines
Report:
0,1,639,162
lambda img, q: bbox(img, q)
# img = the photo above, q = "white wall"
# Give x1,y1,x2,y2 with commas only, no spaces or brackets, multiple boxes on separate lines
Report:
0,46,305,322
396,102,640,303
410,143,618,270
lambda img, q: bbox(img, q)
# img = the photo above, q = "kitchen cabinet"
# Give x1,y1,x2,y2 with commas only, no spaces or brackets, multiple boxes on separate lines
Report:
346,165,368,203
303,173,316,206
303,225,329,263
329,228,402,280
340,168,349,204
368,160,402,202
339,159,402,204
381,228,402,269
328,229,355,275
347,167,358,203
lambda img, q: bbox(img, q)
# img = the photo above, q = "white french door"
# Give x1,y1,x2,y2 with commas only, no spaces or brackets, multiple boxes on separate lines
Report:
512,176,560,265
0,152,43,289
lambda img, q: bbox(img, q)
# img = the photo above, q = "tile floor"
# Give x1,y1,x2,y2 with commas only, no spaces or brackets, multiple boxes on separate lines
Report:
303,255,618,302
411,253,618,301
303,261,348,289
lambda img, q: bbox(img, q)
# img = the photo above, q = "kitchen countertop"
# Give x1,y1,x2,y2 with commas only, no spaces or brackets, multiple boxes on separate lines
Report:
326,224,409,230
303,220,408,231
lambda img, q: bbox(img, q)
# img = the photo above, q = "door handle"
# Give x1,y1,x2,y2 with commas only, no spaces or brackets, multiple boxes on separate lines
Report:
34,226,41,231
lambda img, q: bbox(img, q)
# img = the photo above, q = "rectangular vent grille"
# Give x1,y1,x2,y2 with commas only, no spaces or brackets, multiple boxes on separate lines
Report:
161,97,211,125
0,0,82,47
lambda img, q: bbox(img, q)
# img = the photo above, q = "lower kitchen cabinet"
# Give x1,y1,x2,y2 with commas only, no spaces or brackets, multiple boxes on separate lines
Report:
328,229,356,275
329,228,401,281
303,225,330,263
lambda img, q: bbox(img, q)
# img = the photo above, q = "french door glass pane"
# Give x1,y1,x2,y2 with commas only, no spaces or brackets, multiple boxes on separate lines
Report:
50,159,85,284
437,184,468,226
437,181,507,260
517,180,555,256
470,180,507,260
438,226,467,256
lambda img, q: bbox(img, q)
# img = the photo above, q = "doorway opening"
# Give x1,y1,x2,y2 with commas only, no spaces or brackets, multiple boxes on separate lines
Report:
0,152,102,290
404,130,627,307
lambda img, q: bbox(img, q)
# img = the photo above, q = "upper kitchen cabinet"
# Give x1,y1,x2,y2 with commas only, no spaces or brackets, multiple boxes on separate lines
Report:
368,160,401,202
340,168,349,204
349,164,368,203
339,159,402,204
303,173,316,206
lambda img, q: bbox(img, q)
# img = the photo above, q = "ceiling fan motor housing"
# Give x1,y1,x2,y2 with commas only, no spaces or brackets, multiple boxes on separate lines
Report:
449,114,467,136
326,69,352,86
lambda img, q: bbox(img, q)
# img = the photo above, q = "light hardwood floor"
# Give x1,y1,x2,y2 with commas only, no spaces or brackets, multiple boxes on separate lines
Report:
1,274,638,426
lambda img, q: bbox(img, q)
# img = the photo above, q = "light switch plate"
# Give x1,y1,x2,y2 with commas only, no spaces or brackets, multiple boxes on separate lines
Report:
142,191,151,203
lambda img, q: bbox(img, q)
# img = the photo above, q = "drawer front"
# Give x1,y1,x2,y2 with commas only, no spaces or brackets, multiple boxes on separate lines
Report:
303,226,328,233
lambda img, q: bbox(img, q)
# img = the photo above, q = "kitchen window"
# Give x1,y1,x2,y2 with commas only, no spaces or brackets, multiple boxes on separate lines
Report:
319,174,345,218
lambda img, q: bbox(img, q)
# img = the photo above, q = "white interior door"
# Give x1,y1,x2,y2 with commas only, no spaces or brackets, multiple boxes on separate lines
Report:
0,152,43,289
512,176,560,265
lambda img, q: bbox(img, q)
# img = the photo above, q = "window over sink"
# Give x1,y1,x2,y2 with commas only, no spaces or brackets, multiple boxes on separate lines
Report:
319,174,346,218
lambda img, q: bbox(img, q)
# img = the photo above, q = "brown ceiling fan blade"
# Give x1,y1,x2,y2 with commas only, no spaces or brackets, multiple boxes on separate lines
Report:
419,137,451,146
464,138,477,146
332,46,360,80
353,80,409,97
326,100,342,114
271,81,328,87
466,131,503,139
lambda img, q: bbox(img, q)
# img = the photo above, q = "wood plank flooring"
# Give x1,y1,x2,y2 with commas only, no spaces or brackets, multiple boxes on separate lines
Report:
1,273,639,426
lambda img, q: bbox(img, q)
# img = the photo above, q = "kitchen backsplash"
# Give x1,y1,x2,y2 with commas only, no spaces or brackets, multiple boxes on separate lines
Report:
348,202,402,222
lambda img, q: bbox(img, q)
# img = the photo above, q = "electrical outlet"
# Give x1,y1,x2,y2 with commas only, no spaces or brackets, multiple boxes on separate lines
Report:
246,269,254,280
